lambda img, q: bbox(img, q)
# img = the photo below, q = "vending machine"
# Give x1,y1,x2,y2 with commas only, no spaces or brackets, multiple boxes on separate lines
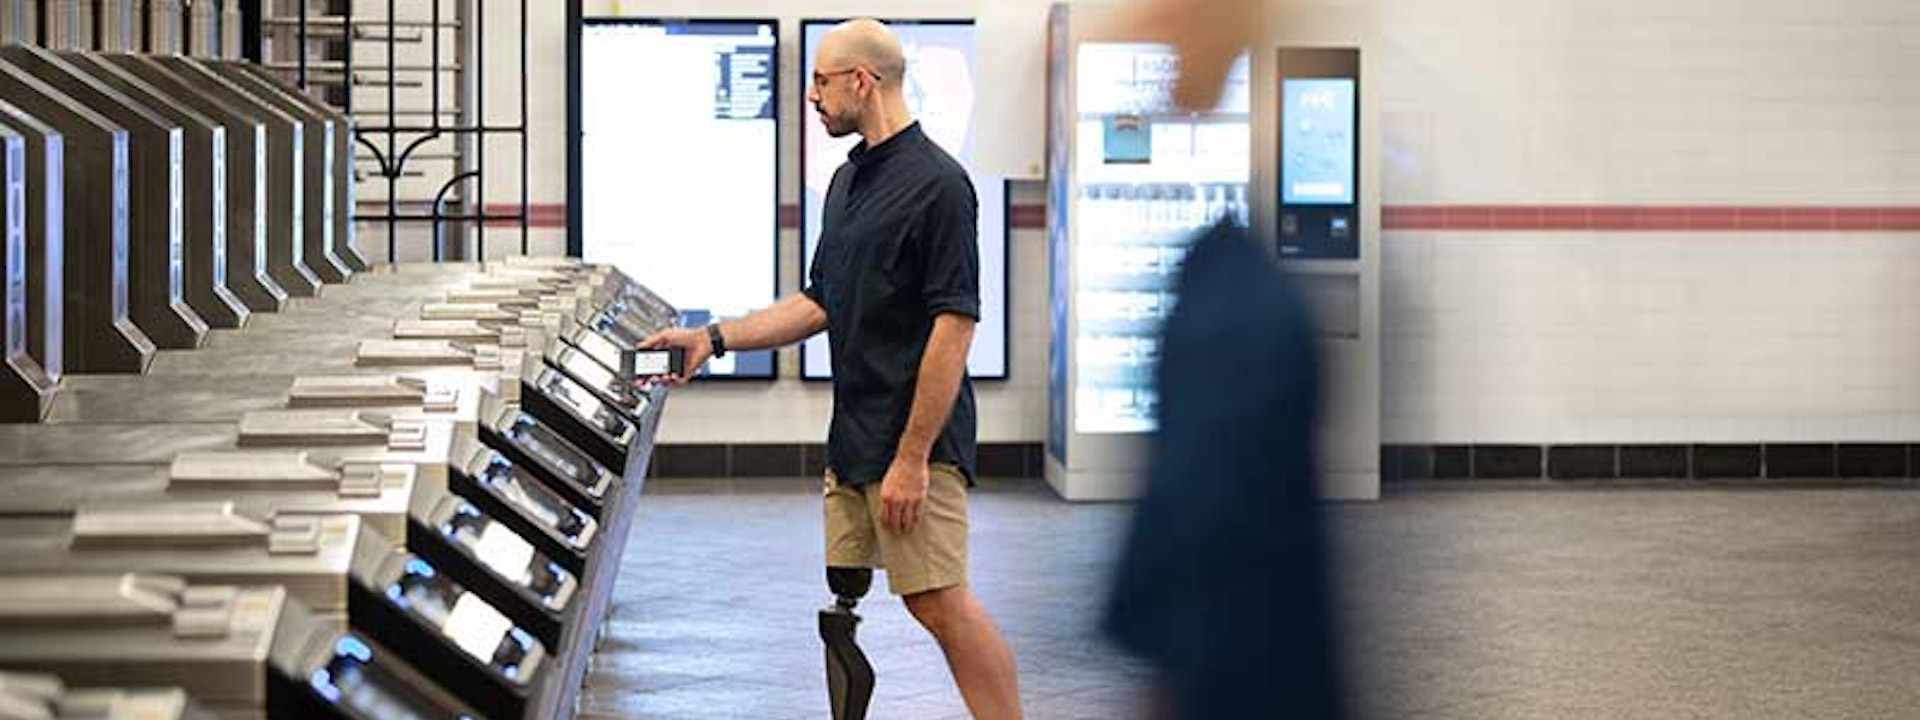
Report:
1045,3,1380,501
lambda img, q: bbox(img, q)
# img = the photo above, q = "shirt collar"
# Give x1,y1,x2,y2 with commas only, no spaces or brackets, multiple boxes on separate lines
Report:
847,121,924,169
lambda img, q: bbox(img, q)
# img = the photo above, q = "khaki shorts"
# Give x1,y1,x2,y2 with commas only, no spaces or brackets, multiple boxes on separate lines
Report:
824,463,969,596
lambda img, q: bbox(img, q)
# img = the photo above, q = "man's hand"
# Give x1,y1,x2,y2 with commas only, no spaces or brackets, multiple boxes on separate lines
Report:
879,456,931,535
637,327,712,384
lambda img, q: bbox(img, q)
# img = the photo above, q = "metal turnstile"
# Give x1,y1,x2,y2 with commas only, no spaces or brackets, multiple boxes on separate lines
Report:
110,54,287,313
0,121,55,422
0,576,483,720
0,59,154,373
147,55,316,298
227,60,367,274
0,44,208,350
204,61,347,284
0,102,59,396
59,51,250,330
0,505,363,622
0,671,217,720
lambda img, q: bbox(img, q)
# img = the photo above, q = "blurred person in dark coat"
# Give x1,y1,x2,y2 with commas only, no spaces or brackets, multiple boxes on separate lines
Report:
1103,0,1348,718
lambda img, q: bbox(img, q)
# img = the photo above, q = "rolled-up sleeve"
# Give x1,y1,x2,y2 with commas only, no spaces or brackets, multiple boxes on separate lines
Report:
919,177,981,320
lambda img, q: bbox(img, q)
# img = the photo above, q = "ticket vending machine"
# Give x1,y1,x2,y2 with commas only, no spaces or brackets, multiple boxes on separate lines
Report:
1045,3,1380,501
1257,35,1381,500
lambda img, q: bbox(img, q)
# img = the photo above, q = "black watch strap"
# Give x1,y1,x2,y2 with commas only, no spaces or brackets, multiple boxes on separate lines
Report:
706,323,728,359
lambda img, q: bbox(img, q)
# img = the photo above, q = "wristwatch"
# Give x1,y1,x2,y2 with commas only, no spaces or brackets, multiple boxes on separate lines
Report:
706,323,728,359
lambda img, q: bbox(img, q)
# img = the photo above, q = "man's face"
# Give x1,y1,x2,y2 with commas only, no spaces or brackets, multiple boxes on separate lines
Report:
809,49,868,138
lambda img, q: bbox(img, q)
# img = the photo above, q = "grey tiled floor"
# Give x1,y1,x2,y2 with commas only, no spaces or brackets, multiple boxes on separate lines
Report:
582,480,1920,719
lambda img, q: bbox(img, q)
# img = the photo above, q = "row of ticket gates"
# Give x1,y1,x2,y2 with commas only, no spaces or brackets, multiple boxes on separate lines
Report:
0,254,695,720
0,42,367,422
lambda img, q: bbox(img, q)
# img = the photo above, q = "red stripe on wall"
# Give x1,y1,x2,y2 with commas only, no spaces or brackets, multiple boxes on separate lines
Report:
471,203,1920,233
480,203,566,229
1382,205,1920,232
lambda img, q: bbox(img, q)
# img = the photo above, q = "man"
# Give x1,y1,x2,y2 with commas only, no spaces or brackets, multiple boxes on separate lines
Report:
641,19,1023,720
1103,0,1347,717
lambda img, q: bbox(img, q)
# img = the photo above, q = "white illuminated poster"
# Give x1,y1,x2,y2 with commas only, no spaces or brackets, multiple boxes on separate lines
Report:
1072,43,1249,434
800,20,1009,380
579,19,778,378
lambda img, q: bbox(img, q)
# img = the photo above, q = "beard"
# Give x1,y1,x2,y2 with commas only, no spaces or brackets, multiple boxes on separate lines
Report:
820,106,859,138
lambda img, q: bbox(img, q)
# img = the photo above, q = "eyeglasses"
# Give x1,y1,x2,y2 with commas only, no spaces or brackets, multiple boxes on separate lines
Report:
812,66,877,89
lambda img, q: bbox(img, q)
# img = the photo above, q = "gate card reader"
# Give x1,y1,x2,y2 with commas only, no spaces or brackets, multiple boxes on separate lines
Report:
0,59,154,373
104,53,285,314
0,44,209,350
347,530,547,720
0,671,218,720
409,493,577,649
447,436,599,574
543,343,650,427
552,315,629,378
477,389,616,517
517,356,635,472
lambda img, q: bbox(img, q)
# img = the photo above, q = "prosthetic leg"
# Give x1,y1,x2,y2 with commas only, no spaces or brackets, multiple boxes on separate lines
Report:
820,567,876,720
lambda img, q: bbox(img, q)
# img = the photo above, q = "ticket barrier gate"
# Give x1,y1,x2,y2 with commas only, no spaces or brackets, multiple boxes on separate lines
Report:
0,576,482,720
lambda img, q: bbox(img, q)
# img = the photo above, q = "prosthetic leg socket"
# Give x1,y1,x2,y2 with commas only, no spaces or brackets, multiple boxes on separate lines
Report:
820,567,875,720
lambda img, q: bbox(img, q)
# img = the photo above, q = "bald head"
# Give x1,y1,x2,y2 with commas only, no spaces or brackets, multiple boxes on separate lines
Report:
819,18,907,89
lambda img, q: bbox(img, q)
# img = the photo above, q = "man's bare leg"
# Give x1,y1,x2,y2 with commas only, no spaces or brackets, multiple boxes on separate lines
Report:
904,584,1022,719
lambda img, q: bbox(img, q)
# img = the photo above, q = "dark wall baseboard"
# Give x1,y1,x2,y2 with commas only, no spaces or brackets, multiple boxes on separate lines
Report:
1384,443,1920,483
653,442,1920,484
649,443,1045,479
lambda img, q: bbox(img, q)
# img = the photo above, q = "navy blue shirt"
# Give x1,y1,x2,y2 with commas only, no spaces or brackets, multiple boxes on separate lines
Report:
1104,221,1345,719
804,123,980,486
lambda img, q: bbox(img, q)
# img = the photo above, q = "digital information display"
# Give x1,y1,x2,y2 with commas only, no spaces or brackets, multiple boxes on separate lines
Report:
800,20,1009,380
1281,78,1356,205
579,19,778,378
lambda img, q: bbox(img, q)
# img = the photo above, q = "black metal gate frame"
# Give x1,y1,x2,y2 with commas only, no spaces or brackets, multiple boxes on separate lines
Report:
241,0,532,262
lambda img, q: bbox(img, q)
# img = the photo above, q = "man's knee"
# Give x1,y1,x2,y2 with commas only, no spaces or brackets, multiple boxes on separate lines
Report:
903,584,971,636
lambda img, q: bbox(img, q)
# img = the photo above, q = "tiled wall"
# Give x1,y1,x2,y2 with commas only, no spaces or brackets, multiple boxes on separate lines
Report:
1378,0,1920,444
466,0,1920,447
